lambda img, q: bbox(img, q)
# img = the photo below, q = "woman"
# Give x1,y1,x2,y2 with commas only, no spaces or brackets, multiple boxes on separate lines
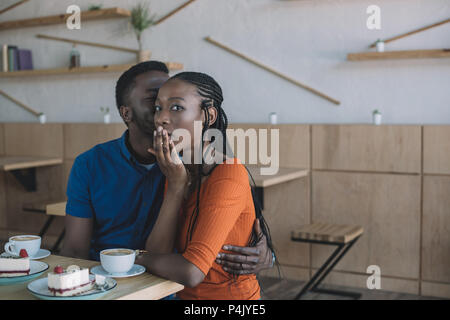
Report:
136,71,275,300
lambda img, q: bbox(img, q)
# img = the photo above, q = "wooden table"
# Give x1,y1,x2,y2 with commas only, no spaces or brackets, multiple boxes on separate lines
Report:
246,166,309,209
0,156,63,192
0,156,63,171
246,166,308,188
0,255,184,300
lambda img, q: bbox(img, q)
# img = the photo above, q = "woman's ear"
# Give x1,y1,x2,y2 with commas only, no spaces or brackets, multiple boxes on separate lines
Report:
206,106,218,127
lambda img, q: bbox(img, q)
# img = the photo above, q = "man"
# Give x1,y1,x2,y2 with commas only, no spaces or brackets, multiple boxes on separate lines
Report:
61,61,274,275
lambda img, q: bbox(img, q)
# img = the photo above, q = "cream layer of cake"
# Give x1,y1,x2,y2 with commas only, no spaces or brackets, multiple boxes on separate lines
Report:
48,266,94,296
0,255,30,277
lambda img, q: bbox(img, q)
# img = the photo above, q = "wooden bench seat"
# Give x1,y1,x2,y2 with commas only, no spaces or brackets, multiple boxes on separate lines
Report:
23,200,66,216
291,222,364,244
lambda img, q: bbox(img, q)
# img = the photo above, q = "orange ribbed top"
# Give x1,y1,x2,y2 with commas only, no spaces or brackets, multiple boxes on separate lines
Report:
175,159,260,300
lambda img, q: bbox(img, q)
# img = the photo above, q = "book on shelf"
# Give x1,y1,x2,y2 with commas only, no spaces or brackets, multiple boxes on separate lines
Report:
7,45,18,71
1,45,33,72
17,49,33,70
1,45,7,72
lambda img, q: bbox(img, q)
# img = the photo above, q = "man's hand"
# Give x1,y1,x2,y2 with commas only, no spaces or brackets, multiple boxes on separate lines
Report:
215,219,274,275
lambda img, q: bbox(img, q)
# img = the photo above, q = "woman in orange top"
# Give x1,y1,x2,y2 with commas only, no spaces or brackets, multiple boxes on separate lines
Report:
136,71,275,299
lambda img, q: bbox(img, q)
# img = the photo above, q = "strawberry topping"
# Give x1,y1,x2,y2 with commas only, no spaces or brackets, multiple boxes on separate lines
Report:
54,265,64,274
19,249,28,258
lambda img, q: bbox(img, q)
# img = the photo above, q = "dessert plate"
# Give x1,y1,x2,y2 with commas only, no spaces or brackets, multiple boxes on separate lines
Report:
0,260,49,285
27,274,117,300
90,264,146,278
0,249,50,260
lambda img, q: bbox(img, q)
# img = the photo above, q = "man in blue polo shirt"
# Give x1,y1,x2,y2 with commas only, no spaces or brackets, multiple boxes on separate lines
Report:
61,61,274,274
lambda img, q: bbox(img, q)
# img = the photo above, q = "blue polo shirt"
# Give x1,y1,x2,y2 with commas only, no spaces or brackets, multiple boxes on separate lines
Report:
66,130,165,261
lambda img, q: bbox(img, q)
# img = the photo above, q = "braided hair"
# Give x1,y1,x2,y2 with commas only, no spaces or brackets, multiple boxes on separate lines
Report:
170,72,277,271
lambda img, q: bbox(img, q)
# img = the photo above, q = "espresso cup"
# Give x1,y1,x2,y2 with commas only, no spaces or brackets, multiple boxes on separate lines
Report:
4,235,41,257
100,248,135,274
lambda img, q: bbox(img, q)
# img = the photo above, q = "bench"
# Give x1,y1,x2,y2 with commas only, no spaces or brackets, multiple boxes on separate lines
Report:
291,222,364,299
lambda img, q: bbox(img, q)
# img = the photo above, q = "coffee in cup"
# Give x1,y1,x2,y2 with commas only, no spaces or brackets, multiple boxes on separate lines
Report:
100,248,135,274
4,235,41,257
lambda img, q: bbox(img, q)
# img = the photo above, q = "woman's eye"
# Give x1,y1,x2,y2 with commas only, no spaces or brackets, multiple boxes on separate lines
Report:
154,105,161,112
171,105,184,111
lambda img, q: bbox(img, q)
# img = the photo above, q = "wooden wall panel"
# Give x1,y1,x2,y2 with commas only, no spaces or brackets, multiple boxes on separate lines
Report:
421,282,450,299
259,265,310,283
64,123,126,159
423,126,450,174
0,172,6,228
4,164,65,236
274,124,309,169
4,123,63,157
422,176,450,283
227,124,309,169
316,270,419,295
312,125,421,173
62,160,74,197
262,176,310,268
0,124,4,155
312,171,421,279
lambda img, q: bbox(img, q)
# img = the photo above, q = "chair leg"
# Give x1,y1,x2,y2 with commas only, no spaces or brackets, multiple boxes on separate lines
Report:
295,236,362,300
39,216,55,237
52,229,65,253
310,237,359,291
295,244,346,300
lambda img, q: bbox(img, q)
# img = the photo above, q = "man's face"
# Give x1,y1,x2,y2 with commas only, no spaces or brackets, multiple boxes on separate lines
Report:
121,70,169,136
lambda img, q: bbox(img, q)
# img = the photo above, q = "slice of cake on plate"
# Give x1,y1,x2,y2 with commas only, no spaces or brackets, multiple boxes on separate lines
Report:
0,249,30,277
48,265,94,296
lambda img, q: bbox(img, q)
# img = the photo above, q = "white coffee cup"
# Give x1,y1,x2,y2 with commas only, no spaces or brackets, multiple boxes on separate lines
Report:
4,235,41,257
100,248,135,274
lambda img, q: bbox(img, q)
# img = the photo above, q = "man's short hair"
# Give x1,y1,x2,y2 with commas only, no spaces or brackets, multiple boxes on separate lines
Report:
115,61,169,110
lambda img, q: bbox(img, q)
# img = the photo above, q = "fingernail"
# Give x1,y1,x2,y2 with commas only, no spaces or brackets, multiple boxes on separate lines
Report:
223,245,230,250
157,126,163,132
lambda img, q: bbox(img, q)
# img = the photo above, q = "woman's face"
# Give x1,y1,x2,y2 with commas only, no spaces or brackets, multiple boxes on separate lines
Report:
154,79,218,162
154,78,203,144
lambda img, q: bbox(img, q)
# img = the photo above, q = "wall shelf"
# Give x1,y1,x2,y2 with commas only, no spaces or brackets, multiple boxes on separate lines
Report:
0,7,131,31
0,62,183,77
347,49,450,61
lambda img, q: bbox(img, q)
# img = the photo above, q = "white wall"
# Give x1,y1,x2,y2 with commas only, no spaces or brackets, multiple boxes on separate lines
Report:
0,0,449,124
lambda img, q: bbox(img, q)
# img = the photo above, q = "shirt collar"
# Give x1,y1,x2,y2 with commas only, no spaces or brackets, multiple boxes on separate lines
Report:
119,130,160,174
119,130,134,163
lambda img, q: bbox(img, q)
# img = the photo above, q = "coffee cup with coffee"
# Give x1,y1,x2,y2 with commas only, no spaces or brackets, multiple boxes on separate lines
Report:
4,235,41,257
100,248,136,274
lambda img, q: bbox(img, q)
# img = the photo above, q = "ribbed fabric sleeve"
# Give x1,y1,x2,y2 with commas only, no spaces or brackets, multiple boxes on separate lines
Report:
182,177,247,275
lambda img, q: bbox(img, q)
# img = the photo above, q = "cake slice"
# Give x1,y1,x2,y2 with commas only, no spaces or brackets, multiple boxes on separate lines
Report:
0,249,30,277
48,265,94,296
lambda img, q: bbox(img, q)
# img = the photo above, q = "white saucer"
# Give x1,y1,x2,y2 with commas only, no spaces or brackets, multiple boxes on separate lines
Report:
30,249,51,260
0,249,50,260
90,264,146,278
